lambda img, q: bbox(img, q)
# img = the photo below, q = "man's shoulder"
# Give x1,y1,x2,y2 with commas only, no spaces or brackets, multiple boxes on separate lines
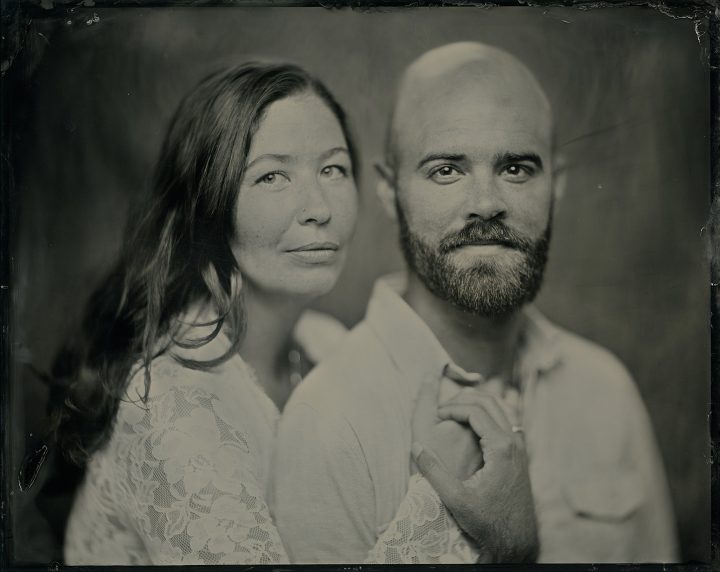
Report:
286,319,398,414
544,318,639,403
539,317,654,465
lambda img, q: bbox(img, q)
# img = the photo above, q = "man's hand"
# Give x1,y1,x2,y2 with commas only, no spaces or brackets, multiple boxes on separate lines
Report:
412,387,539,563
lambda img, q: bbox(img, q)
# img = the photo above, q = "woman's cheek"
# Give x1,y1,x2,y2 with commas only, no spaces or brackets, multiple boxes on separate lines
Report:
335,184,360,242
236,192,297,248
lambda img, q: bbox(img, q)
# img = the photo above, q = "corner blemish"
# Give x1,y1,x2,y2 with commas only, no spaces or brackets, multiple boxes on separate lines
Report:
694,18,706,50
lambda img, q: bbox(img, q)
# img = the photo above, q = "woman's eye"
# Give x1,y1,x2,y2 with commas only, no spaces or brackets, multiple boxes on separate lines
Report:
501,164,534,182
255,171,290,188
320,165,347,180
429,165,463,184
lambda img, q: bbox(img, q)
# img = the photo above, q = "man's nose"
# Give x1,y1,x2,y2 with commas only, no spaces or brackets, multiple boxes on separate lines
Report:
463,174,507,221
298,181,331,226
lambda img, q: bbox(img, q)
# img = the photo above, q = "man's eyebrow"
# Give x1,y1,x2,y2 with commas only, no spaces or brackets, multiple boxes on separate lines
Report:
246,154,291,170
494,152,544,170
416,153,467,170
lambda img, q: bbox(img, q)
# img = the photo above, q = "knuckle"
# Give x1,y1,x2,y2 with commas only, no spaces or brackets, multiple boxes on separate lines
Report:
496,435,514,454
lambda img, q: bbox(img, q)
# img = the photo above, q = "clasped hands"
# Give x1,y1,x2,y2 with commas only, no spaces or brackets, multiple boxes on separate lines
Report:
411,375,539,563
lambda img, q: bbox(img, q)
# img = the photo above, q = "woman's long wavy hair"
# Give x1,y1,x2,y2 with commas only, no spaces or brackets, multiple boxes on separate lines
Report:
50,62,357,465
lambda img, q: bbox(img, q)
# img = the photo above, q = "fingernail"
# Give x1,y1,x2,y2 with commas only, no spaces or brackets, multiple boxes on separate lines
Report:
411,442,424,459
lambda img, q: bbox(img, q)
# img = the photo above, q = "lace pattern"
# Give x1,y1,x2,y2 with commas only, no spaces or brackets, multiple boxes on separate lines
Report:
116,385,285,564
65,364,477,564
366,475,479,564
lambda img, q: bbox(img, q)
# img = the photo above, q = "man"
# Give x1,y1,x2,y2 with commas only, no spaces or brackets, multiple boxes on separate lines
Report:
272,42,678,563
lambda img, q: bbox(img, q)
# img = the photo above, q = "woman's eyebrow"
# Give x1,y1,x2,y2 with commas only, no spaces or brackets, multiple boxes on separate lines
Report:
246,154,291,169
319,147,350,161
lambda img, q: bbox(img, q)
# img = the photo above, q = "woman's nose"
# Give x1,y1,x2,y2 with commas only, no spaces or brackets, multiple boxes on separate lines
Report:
298,183,331,226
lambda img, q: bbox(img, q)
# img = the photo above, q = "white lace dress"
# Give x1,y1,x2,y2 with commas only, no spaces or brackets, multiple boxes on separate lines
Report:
64,315,475,565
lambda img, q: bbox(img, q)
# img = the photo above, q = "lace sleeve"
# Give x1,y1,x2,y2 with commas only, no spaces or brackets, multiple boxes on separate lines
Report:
117,385,475,564
115,385,288,565
364,474,480,564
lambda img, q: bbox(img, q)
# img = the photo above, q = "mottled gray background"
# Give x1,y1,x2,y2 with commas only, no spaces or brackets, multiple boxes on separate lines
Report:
9,6,711,563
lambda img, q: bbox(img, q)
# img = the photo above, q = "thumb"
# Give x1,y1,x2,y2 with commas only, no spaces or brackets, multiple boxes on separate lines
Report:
411,442,461,506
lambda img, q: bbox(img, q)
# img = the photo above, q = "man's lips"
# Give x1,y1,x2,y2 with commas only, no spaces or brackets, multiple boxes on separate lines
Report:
452,240,517,249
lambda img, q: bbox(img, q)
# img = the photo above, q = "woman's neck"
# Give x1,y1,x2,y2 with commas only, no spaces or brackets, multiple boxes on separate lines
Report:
238,285,305,411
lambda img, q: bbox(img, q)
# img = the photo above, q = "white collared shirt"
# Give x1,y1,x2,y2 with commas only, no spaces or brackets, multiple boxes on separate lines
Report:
272,274,678,563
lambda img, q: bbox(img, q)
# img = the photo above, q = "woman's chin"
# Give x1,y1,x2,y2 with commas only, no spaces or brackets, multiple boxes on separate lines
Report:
292,277,339,300
272,268,342,301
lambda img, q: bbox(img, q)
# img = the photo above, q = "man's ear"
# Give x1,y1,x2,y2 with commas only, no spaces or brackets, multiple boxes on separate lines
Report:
552,153,567,204
374,161,399,221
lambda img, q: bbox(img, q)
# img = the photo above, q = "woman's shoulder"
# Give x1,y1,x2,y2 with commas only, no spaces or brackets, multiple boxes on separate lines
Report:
127,345,246,395
120,338,260,430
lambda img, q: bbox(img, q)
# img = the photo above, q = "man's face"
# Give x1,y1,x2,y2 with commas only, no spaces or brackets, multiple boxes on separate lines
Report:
391,70,555,317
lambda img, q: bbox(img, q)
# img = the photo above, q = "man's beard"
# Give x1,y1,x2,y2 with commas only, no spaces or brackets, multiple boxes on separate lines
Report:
397,205,552,318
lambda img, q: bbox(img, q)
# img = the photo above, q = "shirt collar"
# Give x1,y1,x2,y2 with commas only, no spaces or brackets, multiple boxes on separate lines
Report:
364,272,563,393
521,304,563,375
365,273,451,393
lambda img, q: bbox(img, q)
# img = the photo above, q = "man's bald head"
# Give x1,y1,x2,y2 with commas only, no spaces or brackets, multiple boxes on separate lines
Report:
385,42,553,171
377,42,558,318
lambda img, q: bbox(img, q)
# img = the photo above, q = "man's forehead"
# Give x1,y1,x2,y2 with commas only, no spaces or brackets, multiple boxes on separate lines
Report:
397,84,552,162
389,42,553,164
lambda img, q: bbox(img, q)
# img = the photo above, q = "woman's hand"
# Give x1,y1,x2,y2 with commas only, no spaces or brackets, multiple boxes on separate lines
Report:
411,376,484,481
412,384,539,563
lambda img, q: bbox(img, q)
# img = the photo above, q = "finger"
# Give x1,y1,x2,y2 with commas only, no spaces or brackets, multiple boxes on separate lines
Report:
483,376,505,397
467,410,528,464
472,394,513,433
438,392,512,433
439,386,490,407
411,442,462,506
466,410,522,449
411,373,442,445
435,402,505,441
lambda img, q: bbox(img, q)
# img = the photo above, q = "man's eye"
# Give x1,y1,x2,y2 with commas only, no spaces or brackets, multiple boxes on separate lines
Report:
429,165,463,184
320,165,347,180
501,164,534,182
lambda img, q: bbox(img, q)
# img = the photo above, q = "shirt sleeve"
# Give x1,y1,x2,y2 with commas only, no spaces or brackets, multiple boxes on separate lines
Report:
115,385,289,565
271,402,479,564
622,383,679,562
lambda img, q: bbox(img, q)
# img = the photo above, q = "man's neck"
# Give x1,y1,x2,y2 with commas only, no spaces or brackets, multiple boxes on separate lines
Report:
403,272,524,383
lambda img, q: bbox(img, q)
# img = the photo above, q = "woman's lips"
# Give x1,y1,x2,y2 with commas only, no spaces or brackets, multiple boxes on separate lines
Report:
286,242,340,264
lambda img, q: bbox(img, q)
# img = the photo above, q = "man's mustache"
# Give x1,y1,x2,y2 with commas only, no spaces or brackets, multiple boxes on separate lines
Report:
438,220,535,254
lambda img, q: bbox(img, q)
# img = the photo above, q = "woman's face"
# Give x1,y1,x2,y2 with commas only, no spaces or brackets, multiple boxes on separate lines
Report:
233,92,358,300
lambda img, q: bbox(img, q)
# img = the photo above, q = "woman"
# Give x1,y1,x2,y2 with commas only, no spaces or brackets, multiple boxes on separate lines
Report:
52,62,484,565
